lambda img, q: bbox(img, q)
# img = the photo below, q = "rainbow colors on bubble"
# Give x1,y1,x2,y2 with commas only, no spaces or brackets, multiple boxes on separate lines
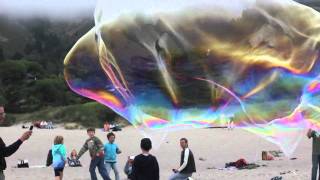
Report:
64,0,320,156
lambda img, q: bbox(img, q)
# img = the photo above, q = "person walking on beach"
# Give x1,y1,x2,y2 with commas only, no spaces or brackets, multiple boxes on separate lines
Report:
129,138,159,180
0,106,32,180
307,128,320,180
76,128,110,180
104,132,121,180
52,136,67,180
169,138,196,180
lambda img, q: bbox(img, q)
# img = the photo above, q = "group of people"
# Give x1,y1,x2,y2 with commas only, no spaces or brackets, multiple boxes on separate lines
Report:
33,120,54,129
0,106,196,180
2,103,320,180
50,127,196,180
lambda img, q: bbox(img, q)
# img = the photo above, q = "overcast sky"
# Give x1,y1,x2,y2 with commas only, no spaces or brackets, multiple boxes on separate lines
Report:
0,0,304,21
0,0,97,19
0,0,253,21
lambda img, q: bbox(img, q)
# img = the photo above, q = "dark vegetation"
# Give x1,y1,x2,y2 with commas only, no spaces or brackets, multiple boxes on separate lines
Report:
0,15,120,127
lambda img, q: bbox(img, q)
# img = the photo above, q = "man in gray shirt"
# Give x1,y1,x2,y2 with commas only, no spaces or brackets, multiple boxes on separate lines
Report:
307,129,320,180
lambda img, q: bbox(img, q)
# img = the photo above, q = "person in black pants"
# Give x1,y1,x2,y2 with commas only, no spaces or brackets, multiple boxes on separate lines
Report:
129,138,159,180
0,106,32,180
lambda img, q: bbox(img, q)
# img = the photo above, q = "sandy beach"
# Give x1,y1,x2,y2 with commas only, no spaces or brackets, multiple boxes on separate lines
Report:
0,126,312,180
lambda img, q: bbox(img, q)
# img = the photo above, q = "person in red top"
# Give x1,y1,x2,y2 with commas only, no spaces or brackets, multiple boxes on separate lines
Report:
104,122,110,132
0,106,32,180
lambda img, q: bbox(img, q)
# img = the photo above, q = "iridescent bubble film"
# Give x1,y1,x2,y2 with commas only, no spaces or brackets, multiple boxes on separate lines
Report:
64,0,320,156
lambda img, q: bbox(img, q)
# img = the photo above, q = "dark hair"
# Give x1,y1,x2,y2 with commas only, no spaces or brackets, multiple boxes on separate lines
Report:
107,132,115,139
140,138,152,151
87,128,95,132
180,138,188,143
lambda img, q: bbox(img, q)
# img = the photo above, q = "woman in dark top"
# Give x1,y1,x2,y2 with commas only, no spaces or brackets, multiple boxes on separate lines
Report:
129,138,159,180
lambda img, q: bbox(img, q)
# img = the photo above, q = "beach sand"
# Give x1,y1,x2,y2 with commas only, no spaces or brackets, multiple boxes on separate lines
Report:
0,126,312,180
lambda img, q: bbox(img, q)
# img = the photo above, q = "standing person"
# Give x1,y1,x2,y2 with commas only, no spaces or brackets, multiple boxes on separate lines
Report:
104,122,110,132
129,138,159,180
307,128,320,180
227,116,235,130
0,106,32,180
52,136,67,180
76,128,110,180
124,156,134,178
169,138,196,180
104,132,121,180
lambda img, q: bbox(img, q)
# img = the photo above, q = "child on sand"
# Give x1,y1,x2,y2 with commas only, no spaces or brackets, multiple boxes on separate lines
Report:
68,149,82,167
104,132,121,180
76,128,110,180
52,136,67,180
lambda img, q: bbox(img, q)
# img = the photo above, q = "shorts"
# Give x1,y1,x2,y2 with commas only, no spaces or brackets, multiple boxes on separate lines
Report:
54,167,64,177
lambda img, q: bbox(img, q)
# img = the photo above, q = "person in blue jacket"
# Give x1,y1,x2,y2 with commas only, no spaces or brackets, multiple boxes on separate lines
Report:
52,136,67,180
104,132,121,180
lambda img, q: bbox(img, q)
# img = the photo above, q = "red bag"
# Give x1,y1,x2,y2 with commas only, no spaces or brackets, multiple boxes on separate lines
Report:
235,159,247,168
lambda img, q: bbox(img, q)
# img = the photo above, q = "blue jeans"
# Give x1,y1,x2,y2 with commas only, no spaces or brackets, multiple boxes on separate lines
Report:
105,162,120,180
0,171,4,180
89,157,110,180
312,154,320,180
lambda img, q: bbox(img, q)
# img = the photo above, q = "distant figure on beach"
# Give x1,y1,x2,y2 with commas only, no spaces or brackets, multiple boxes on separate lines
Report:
307,128,320,180
129,138,159,180
33,121,41,129
0,106,32,180
67,149,81,167
261,151,274,161
124,156,134,178
104,132,121,180
76,128,110,180
227,116,235,130
169,138,196,180
104,122,110,132
52,136,67,180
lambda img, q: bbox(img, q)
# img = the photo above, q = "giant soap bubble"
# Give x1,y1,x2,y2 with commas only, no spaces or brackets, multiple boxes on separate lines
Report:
64,0,320,156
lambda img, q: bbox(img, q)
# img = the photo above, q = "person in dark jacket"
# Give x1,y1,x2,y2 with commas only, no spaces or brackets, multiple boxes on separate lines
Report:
307,128,320,180
0,106,32,180
169,138,196,180
129,138,159,180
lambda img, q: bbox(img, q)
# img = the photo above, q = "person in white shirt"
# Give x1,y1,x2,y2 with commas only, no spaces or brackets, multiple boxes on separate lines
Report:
169,138,196,180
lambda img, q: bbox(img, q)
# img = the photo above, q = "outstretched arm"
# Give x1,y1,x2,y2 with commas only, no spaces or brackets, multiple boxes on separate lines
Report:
77,141,88,159
0,138,22,157
0,131,31,157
